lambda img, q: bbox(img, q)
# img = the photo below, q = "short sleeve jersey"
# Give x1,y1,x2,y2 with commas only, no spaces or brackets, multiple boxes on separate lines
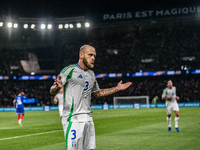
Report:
60,64,100,117
152,98,157,104
162,86,177,103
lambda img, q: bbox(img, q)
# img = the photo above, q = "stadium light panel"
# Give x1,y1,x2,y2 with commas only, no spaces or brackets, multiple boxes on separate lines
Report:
85,22,90,28
64,24,69,28
13,23,18,28
47,24,52,29
77,23,81,28
31,24,35,29
58,24,63,29
0,22,3,27
24,24,28,29
41,24,46,29
7,22,12,28
69,24,73,28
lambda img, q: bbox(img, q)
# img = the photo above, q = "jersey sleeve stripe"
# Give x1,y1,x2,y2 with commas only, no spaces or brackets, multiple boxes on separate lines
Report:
66,68,74,82
61,64,76,73
63,68,74,102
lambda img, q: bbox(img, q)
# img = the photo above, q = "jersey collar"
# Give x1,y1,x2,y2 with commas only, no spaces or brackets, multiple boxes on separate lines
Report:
76,63,83,70
76,63,90,73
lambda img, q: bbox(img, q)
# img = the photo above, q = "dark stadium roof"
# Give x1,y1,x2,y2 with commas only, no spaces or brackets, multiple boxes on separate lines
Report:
0,0,199,18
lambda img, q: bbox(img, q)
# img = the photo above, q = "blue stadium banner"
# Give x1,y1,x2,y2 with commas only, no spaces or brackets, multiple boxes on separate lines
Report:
86,5,200,23
0,69,200,80
0,103,199,111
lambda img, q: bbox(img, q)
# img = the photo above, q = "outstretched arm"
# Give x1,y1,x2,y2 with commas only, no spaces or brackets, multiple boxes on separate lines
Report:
93,80,132,98
50,75,62,95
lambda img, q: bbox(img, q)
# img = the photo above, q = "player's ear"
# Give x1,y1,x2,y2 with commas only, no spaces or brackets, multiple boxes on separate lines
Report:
80,51,84,59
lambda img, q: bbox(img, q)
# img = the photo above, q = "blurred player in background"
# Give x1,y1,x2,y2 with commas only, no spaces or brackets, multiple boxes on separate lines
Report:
54,87,64,118
50,45,132,150
152,96,158,109
14,92,27,126
162,80,180,132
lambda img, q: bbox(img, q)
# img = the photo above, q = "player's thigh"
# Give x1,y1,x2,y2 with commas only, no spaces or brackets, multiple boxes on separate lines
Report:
67,122,84,150
85,121,96,149
67,121,96,150
172,103,179,111
166,105,173,115
16,107,24,114
62,116,68,137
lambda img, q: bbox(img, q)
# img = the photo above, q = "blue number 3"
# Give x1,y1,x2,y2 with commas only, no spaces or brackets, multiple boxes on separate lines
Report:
84,81,89,91
71,130,76,140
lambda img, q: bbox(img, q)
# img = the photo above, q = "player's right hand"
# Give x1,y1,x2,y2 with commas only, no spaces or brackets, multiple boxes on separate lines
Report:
168,96,173,100
54,74,62,89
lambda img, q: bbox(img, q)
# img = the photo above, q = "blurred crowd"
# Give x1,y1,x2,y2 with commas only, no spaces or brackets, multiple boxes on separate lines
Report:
0,18,200,107
0,75,200,107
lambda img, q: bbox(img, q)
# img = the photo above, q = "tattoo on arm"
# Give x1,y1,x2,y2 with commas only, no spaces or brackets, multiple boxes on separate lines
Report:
94,87,118,98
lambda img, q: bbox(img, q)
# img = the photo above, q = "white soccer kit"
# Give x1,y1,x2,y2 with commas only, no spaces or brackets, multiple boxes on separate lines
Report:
55,93,64,117
162,86,179,115
60,64,100,149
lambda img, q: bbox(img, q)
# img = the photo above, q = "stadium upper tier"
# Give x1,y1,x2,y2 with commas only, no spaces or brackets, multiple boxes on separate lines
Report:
0,18,200,76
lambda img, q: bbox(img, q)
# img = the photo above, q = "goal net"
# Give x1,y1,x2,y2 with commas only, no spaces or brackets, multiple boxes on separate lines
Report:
113,96,149,109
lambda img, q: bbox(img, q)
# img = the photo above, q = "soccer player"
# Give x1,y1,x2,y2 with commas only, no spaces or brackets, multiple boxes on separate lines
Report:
162,80,180,132
14,92,27,126
50,45,132,150
54,87,64,118
152,96,158,109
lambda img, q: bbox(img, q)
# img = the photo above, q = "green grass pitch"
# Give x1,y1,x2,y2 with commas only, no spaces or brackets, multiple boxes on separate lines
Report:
0,107,200,150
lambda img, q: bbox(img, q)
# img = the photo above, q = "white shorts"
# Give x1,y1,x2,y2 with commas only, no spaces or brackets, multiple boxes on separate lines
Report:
166,101,179,115
62,115,96,150
59,105,63,117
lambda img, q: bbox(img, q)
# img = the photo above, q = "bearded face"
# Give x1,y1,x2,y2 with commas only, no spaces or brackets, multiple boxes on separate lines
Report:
83,54,94,69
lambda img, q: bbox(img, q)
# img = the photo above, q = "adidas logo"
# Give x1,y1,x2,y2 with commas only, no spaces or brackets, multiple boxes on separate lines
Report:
77,74,83,78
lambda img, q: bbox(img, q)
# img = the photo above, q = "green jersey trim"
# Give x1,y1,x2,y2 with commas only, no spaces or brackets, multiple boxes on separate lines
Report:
163,88,168,95
61,64,76,74
65,98,74,148
166,101,169,107
63,68,74,102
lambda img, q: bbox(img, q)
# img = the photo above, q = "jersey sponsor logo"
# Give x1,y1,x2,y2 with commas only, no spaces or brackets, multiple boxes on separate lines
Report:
77,74,83,79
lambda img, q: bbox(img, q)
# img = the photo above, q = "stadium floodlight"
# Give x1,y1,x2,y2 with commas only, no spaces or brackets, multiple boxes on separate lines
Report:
77,23,81,28
64,24,69,28
7,22,12,28
47,24,52,29
0,22,3,27
13,23,18,28
85,22,90,28
31,24,35,29
24,24,28,29
69,24,73,28
41,24,46,29
31,72,35,75
58,24,63,29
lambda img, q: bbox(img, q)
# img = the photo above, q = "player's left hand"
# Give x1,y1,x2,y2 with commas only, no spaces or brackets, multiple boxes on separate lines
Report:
116,80,132,91
176,96,179,100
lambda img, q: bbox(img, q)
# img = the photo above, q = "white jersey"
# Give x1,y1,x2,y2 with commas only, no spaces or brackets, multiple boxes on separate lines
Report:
55,93,64,107
162,86,177,105
60,64,100,119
